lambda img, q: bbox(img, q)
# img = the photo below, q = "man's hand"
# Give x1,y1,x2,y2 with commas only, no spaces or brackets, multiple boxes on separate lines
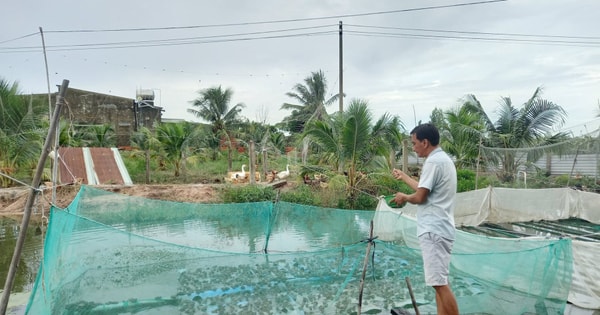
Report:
392,168,406,180
391,192,408,206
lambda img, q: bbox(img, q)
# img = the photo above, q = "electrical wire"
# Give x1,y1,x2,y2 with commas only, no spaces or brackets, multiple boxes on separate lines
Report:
3,23,598,54
344,30,600,48
0,30,336,53
43,0,507,33
346,24,600,41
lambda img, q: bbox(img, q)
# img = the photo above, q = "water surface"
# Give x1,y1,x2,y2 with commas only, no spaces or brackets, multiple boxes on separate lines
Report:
0,217,44,294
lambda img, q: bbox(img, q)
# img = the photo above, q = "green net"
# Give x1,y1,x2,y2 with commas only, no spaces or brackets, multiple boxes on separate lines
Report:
26,185,573,314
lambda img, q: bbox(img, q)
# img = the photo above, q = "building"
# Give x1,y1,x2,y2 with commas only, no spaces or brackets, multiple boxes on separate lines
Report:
36,87,163,147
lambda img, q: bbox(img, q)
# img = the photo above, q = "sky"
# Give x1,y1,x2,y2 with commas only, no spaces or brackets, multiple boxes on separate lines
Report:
1,0,599,136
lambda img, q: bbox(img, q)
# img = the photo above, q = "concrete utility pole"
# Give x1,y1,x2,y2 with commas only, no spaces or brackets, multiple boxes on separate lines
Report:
338,21,344,113
0,80,70,315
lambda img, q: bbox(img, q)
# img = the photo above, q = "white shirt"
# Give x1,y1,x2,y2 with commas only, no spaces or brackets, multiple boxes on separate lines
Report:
416,147,457,240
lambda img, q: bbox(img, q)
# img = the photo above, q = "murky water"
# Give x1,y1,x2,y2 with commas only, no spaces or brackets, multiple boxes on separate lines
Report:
0,217,45,293
2,216,597,314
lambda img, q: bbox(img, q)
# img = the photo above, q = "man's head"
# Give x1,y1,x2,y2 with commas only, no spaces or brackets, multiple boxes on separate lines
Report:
410,123,440,158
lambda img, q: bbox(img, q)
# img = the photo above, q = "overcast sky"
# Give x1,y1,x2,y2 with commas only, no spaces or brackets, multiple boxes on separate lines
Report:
1,0,599,135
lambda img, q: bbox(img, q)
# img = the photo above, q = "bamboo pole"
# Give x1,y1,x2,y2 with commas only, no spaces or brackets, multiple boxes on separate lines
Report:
405,276,420,315
357,220,376,315
0,79,69,314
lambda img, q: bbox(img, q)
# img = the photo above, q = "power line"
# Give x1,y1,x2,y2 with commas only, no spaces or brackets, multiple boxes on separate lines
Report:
0,32,38,45
4,24,599,54
345,30,600,48
0,25,334,51
346,24,600,41
3,1,593,53
44,0,507,33
0,30,336,53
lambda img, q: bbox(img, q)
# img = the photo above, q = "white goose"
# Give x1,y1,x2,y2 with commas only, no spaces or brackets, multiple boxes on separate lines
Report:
231,164,247,179
276,164,290,180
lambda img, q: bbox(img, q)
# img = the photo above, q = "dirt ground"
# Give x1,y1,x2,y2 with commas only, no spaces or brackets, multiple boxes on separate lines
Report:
0,184,222,219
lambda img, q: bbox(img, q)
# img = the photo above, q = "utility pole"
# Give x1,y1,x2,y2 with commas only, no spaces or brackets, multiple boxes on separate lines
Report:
338,21,344,113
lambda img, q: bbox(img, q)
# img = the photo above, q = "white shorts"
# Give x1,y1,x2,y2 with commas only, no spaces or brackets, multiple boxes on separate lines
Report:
418,232,453,286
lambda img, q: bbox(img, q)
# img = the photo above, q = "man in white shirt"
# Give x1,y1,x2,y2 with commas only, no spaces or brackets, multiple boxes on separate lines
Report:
391,123,459,315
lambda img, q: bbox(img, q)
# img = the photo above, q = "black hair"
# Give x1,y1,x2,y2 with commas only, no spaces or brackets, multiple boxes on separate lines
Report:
410,123,440,146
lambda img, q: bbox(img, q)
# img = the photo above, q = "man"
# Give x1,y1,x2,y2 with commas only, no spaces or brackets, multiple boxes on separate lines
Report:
391,123,459,315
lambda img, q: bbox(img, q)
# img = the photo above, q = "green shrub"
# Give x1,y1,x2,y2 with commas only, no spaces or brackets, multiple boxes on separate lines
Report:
475,175,498,189
221,184,276,203
369,173,413,196
553,174,570,187
351,193,378,210
456,169,476,192
280,185,320,206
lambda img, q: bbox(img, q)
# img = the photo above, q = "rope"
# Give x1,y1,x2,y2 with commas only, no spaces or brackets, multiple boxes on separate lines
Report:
0,171,40,191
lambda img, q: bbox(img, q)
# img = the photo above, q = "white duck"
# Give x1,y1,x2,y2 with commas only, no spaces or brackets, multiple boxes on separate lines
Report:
276,164,290,180
231,164,247,179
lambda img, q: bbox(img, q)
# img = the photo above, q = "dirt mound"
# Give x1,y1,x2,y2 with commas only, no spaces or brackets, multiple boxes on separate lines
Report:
0,184,221,219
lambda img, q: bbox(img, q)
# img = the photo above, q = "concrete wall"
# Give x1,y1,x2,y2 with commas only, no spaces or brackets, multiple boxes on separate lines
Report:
39,88,162,147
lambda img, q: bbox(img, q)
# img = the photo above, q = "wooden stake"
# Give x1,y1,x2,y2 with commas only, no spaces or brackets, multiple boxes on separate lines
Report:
357,220,375,315
405,276,420,315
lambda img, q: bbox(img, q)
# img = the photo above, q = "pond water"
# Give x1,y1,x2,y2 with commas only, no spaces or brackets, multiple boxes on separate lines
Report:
1,213,371,294
2,215,597,314
0,217,45,294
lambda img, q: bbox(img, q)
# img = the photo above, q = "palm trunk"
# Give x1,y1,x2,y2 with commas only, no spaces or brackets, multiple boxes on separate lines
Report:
145,149,150,184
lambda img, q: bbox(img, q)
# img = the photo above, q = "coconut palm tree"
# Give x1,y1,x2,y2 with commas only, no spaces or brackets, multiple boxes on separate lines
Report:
440,105,486,169
86,124,116,147
303,98,403,206
130,126,160,184
463,87,569,180
58,120,86,147
0,79,47,187
188,86,245,171
155,122,198,177
281,70,340,133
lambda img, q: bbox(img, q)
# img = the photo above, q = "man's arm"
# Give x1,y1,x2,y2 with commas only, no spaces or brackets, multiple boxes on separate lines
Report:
391,169,429,205
392,168,419,191
392,187,429,205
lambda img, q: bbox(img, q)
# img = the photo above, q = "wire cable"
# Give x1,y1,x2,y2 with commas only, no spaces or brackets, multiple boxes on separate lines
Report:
44,0,507,33
344,30,600,47
0,30,336,53
0,32,38,45
346,24,600,41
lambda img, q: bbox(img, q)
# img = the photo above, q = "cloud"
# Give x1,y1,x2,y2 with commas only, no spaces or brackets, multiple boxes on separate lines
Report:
1,0,599,134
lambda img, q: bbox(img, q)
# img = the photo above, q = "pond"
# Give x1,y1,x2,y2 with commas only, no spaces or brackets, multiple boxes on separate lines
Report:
0,217,45,294
0,207,592,314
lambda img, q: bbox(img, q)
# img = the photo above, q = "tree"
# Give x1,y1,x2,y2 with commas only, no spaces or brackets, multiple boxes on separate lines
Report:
441,105,486,169
86,124,116,147
130,126,160,184
58,120,85,147
237,120,285,170
429,107,447,132
0,79,47,187
188,86,245,171
463,87,568,180
303,98,403,206
280,70,340,133
155,122,198,177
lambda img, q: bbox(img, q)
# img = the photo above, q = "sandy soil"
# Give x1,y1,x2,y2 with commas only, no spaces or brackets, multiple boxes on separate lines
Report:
0,184,222,219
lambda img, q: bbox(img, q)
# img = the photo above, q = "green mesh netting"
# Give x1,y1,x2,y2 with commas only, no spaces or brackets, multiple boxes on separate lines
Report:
26,185,573,314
